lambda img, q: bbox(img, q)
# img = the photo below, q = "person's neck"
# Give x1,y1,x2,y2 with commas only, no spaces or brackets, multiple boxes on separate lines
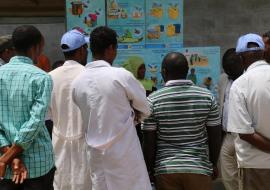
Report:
92,56,112,65
16,52,31,59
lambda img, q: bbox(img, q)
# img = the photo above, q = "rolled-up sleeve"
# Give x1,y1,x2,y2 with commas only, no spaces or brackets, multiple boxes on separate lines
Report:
0,129,10,148
14,75,53,150
206,95,221,127
142,97,158,131
227,84,254,134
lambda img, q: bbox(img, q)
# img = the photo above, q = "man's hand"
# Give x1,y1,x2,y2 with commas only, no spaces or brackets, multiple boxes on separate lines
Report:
11,158,27,184
134,109,141,124
0,161,7,180
212,165,219,180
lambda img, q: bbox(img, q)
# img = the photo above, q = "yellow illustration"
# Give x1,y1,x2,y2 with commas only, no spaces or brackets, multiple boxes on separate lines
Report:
166,24,175,37
108,0,128,19
166,24,181,37
168,4,179,19
147,25,161,39
150,3,163,18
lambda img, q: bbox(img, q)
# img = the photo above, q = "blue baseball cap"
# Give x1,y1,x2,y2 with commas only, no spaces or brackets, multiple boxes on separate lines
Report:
61,29,90,52
236,33,265,53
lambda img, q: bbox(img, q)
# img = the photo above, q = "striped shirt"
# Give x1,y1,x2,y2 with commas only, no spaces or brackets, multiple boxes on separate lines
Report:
0,56,54,178
142,80,220,176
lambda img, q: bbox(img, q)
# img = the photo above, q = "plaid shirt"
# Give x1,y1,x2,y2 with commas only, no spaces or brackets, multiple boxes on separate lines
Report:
0,56,54,179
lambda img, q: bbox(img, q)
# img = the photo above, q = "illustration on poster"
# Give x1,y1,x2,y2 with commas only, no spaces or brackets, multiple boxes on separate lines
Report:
168,3,179,20
108,0,128,19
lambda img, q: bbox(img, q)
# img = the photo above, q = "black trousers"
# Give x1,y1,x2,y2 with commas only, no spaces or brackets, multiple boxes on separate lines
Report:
0,167,55,190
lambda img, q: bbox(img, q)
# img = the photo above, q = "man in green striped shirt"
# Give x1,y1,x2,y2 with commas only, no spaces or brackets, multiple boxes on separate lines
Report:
0,25,55,190
142,52,222,190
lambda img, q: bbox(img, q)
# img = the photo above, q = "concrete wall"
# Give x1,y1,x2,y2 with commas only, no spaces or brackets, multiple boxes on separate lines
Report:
184,0,270,56
0,17,65,64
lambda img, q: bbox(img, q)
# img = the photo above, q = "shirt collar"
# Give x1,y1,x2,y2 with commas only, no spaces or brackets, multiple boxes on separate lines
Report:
0,58,5,66
165,79,194,87
9,56,33,65
63,60,82,66
247,60,268,72
86,60,111,69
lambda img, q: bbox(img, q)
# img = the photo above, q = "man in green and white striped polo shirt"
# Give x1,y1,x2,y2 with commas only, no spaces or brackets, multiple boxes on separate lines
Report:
142,52,222,190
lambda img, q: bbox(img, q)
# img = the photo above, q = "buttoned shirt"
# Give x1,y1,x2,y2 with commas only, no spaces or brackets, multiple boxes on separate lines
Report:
0,56,54,178
227,60,270,168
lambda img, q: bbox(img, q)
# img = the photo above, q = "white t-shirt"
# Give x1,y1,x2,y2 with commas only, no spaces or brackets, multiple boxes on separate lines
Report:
227,60,270,168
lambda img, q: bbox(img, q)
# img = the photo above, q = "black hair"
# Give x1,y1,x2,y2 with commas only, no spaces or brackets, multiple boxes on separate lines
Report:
263,31,270,40
162,52,189,79
12,25,43,54
52,60,64,70
90,26,117,56
222,48,243,80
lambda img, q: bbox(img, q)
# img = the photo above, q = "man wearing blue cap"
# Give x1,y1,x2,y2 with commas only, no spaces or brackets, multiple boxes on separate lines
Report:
227,33,270,190
47,29,91,190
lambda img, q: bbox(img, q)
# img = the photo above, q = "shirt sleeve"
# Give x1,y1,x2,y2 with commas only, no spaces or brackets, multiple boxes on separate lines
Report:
142,97,158,131
123,71,150,121
0,129,10,148
206,95,221,127
227,84,254,134
14,74,53,150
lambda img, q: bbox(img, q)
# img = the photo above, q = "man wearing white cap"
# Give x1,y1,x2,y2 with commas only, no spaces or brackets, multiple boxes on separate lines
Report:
48,29,91,190
227,33,270,190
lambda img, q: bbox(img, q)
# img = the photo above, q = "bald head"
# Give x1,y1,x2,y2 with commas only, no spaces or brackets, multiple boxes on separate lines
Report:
161,52,189,82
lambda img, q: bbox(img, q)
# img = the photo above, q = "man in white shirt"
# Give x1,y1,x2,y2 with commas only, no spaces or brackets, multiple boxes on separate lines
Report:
227,33,270,190
72,26,151,190
48,29,91,190
0,35,15,66
218,48,243,190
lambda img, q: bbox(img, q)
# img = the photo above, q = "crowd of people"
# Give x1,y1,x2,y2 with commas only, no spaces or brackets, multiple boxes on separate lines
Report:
0,24,270,190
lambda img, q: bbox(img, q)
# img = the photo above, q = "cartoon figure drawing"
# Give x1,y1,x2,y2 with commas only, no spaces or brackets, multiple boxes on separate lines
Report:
168,3,179,19
70,1,88,17
132,6,143,19
150,2,163,18
148,64,158,86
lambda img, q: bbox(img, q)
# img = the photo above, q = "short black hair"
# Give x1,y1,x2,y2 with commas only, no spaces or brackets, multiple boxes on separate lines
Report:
12,25,43,54
222,48,243,80
90,26,117,56
263,31,270,39
162,52,189,79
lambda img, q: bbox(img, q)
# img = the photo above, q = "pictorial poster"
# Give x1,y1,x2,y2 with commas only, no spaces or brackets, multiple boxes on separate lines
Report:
145,0,183,48
179,47,221,97
114,47,220,96
107,0,145,49
66,0,106,34
113,49,165,89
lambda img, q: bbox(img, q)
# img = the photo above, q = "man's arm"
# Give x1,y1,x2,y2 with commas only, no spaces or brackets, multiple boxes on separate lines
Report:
142,130,156,182
142,98,157,182
240,132,270,152
207,125,222,166
13,75,53,150
123,71,150,120
206,95,222,179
